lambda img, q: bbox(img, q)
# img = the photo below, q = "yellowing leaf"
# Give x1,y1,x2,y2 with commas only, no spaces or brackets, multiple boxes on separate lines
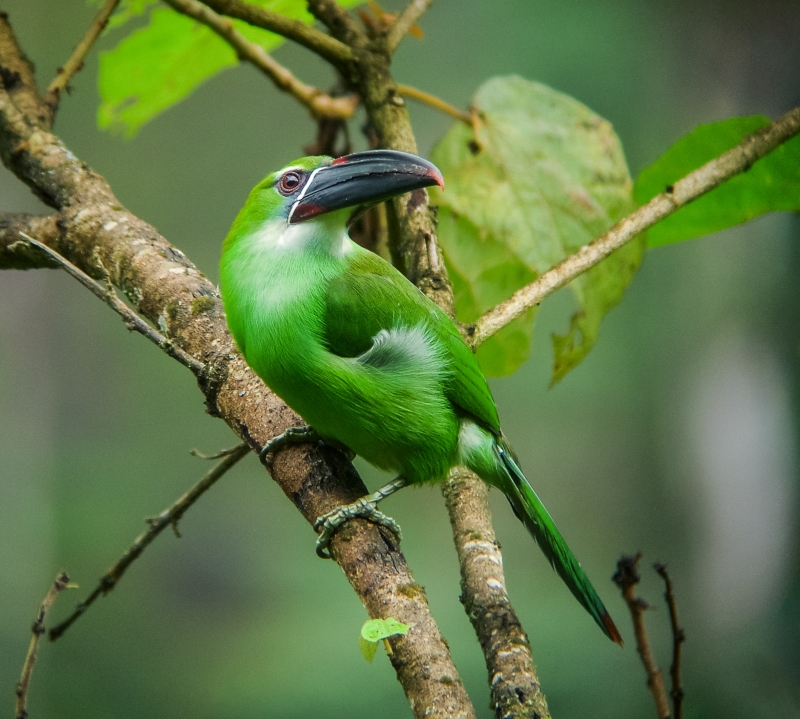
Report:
432,76,643,381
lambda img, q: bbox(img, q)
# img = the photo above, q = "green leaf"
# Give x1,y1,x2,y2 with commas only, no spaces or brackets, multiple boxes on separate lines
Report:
360,617,410,642
431,76,642,381
359,634,378,663
359,617,410,662
635,116,800,248
98,0,362,136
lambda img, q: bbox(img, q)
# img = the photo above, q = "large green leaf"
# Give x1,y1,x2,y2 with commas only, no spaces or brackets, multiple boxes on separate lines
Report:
98,0,361,136
635,116,800,248
431,76,643,381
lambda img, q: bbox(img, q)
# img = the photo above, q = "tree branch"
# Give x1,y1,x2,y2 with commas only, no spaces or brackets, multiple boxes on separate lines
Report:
385,0,435,53
1,213,62,269
16,233,206,376
199,0,354,65
306,0,365,47
49,443,250,641
465,104,800,348
613,554,670,719
655,563,685,719
165,0,358,119
396,83,473,125
16,573,74,719
0,11,51,127
350,37,547,718
0,20,472,715
445,469,551,719
43,0,120,115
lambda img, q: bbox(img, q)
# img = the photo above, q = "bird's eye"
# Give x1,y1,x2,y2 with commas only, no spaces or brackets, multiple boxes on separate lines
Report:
277,170,305,196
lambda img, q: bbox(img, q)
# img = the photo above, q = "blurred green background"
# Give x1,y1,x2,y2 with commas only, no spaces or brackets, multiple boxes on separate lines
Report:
1,1,799,717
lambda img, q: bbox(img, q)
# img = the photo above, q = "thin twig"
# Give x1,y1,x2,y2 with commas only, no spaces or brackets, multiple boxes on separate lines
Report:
613,554,670,719
49,442,250,641
164,0,358,119
396,84,472,125
16,233,206,377
44,0,120,112
306,0,365,47
655,563,685,719
199,0,354,65
190,442,248,460
466,104,800,348
386,0,435,52
16,573,74,719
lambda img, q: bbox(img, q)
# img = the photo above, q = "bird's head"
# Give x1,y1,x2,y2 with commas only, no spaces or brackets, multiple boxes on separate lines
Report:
240,150,444,230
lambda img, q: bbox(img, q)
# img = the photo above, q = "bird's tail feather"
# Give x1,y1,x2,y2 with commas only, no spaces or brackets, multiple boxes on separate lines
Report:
480,433,622,645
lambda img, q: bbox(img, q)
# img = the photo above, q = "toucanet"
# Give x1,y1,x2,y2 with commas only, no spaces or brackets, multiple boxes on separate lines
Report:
219,149,622,644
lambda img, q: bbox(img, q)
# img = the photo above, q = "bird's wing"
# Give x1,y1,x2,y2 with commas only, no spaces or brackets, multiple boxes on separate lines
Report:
323,247,500,434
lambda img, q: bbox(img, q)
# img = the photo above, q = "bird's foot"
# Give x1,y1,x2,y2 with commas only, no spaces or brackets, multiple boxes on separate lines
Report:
314,498,403,559
259,425,320,466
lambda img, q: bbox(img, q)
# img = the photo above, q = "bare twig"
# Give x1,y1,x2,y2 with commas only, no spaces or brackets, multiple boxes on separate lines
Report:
16,573,74,719
466,105,800,348
386,0,435,52
306,0,365,47
199,0,354,65
613,554,670,719
164,0,358,119
44,0,120,113
396,84,473,125
49,443,250,641
1,214,62,269
190,442,249,459
655,563,685,719
16,233,206,377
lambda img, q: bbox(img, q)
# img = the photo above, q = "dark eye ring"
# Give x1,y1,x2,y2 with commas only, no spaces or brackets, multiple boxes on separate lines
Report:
277,170,304,196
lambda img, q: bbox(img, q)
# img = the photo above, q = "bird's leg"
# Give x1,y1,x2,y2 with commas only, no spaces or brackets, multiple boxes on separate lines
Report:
259,425,321,465
314,476,409,558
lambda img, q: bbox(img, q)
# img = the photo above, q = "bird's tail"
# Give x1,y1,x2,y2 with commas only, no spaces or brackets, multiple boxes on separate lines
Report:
460,423,622,645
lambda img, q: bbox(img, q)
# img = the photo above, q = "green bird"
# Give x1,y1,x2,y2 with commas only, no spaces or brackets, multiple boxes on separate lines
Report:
219,149,622,644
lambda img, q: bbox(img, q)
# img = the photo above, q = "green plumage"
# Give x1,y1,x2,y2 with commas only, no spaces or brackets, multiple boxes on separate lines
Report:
220,153,621,644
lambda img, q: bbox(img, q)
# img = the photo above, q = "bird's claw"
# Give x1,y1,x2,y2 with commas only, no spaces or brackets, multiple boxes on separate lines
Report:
259,425,320,466
314,498,403,559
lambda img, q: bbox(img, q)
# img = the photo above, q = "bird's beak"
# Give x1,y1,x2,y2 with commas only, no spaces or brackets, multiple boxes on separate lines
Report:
288,149,445,224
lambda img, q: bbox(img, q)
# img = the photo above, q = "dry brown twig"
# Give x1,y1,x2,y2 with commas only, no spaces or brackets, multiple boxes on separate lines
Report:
655,562,685,719
385,0,435,52
613,554,671,719
44,0,120,113
16,573,75,719
49,443,250,641
164,0,358,119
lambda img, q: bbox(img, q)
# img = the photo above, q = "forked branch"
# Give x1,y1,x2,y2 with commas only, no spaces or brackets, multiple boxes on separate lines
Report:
50,443,250,641
613,554,670,719
200,0,354,64
386,0,435,52
165,0,358,119
44,0,120,114
16,573,74,719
